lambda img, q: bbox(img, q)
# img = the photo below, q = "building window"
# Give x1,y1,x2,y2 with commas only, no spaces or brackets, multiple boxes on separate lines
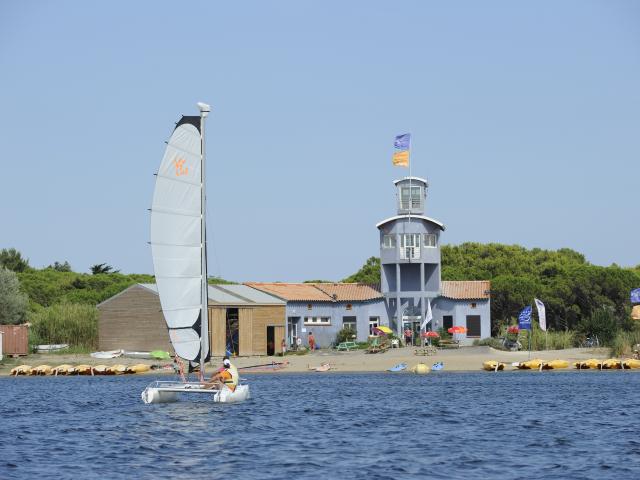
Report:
346,304,352,310
400,234,421,260
470,302,476,309
307,304,312,310
400,186,422,210
304,316,331,326
342,316,357,335
382,234,396,249
369,317,379,335
442,315,453,331
466,315,481,337
423,233,437,248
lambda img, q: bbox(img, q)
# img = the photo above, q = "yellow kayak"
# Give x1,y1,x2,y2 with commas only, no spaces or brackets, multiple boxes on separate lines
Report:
517,359,544,370
71,364,93,375
541,360,569,370
126,364,151,374
10,365,33,376
483,361,505,371
622,359,640,369
575,358,602,370
108,364,128,375
601,359,621,370
32,365,53,375
411,363,429,375
52,364,74,375
92,365,111,375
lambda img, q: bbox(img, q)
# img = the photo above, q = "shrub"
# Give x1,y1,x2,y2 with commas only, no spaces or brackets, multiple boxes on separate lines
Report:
336,327,357,345
576,307,620,346
610,325,640,357
28,303,98,349
0,267,28,324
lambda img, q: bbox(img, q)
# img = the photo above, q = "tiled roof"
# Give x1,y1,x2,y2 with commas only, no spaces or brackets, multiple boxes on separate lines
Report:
245,283,333,302
441,281,491,300
312,283,382,302
245,283,382,303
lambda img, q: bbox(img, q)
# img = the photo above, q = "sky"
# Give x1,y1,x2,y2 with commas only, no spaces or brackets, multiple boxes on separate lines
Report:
1,1,639,281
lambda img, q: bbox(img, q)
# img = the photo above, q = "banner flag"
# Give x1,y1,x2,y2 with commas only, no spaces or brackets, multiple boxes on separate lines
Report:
420,299,433,330
392,133,410,167
631,288,640,304
518,306,532,330
534,298,546,332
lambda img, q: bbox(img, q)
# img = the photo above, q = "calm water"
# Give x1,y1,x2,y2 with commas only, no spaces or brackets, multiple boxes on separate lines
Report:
1,371,640,479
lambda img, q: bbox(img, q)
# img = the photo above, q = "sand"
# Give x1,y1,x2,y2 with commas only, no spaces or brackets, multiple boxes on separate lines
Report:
0,346,618,375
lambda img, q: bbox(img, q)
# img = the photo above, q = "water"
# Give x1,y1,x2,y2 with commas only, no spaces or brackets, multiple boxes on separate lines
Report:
1,371,640,479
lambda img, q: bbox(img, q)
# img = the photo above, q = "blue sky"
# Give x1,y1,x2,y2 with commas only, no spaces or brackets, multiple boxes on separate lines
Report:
1,1,638,281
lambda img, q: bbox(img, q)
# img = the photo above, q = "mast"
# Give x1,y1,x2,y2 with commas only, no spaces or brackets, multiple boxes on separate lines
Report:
197,102,211,378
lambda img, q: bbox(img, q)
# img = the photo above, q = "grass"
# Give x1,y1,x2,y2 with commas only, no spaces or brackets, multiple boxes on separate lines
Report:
610,327,640,357
28,303,98,350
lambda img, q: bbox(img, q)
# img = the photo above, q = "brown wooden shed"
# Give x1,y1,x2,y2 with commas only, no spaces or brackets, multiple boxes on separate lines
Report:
97,283,285,356
0,324,29,356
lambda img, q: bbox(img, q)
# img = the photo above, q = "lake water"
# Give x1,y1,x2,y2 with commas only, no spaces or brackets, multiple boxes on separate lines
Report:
1,371,640,479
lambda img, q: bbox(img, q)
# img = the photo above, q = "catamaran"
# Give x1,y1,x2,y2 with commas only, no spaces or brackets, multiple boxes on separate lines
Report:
141,102,249,404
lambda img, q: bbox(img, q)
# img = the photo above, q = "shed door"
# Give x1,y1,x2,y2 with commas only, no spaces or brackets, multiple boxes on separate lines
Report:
274,326,284,356
238,308,254,356
209,308,226,356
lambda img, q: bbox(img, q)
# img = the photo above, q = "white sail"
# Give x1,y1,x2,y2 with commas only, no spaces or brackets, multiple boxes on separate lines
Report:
150,115,209,362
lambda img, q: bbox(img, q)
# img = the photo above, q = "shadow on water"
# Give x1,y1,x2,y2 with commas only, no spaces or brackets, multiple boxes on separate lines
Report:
1,372,640,479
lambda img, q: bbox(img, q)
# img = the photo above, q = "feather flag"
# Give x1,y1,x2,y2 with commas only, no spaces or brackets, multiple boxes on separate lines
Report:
392,133,410,167
534,298,546,332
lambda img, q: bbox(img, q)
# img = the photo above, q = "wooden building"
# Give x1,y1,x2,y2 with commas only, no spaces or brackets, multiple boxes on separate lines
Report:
97,283,285,357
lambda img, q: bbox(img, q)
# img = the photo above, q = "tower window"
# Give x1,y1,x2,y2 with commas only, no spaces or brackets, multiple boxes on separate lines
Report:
382,235,396,248
400,234,421,260
400,186,422,210
423,234,437,247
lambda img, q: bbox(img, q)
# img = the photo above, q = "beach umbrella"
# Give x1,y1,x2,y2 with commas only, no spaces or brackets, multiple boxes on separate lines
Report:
373,326,393,336
447,326,467,334
421,330,440,345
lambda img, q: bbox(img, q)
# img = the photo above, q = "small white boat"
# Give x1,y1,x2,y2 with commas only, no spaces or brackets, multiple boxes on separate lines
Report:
123,351,153,359
141,381,250,404
90,349,123,359
36,344,69,353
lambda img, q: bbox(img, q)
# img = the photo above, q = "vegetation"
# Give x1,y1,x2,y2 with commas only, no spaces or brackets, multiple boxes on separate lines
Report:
342,257,380,284
0,267,28,324
29,303,98,350
90,263,120,275
346,244,640,343
0,248,30,272
335,326,357,345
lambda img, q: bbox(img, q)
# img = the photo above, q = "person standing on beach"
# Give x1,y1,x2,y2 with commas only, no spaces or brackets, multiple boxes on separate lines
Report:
281,338,286,356
404,327,412,347
308,332,315,351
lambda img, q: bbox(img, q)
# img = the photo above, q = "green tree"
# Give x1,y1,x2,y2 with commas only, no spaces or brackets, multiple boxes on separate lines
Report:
342,257,381,284
0,267,28,324
48,261,72,272
0,248,30,272
90,263,119,275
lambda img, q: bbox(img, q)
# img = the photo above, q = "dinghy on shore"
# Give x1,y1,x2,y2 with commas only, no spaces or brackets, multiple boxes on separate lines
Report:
540,360,569,370
483,361,505,371
10,365,33,376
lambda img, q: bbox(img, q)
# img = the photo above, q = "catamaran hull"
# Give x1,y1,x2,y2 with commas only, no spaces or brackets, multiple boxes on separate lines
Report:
141,382,250,404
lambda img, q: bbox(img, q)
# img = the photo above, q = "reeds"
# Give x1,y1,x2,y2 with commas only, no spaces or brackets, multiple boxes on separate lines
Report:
28,303,98,350
610,327,640,357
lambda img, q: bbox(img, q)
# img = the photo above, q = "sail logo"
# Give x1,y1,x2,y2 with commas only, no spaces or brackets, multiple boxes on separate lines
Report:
173,158,188,176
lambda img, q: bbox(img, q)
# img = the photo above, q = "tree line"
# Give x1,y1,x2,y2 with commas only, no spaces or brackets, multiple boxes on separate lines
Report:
343,243,640,332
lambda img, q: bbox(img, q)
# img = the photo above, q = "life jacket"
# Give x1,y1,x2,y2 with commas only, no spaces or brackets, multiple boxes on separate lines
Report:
223,364,239,388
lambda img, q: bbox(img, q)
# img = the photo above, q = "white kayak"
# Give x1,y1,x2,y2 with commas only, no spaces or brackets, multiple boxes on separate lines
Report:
141,381,250,404
90,349,123,359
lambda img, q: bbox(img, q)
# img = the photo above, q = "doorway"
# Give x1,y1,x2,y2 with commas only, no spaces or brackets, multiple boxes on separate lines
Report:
287,316,300,348
226,308,239,356
266,326,275,356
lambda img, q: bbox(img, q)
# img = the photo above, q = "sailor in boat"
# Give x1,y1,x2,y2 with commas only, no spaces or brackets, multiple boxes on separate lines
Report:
205,356,239,391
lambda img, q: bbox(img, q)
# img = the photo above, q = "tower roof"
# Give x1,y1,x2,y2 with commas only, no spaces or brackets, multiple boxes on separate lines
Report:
375,214,445,231
393,176,428,186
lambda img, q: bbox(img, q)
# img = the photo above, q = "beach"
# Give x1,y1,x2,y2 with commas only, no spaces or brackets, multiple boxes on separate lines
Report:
0,346,616,376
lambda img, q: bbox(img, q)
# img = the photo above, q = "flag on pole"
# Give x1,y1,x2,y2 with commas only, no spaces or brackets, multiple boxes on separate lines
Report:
518,306,532,330
420,299,433,330
392,133,410,167
534,298,546,331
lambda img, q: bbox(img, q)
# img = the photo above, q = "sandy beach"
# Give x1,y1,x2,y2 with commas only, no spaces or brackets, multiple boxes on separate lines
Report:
0,346,619,376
